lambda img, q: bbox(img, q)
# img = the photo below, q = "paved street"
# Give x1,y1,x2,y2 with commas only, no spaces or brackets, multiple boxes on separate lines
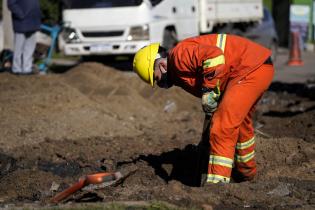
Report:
273,48,315,83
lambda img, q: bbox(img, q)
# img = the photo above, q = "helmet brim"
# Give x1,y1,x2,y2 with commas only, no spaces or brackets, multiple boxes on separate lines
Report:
147,43,160,86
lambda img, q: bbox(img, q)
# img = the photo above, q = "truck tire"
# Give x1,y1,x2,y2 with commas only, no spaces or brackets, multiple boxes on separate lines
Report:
162,29,177,51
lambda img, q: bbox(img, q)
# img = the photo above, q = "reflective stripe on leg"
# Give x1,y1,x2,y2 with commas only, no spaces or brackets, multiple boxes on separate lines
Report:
236,136,255,150
207,174,230,183
209,155,234,168
235,151,255,163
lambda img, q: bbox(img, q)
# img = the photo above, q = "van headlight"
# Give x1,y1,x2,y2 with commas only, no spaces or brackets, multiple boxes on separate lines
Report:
127,25,149,41
62,27,81,43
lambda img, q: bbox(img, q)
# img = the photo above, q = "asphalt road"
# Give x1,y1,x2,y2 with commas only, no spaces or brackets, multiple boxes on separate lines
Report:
273,48,315,83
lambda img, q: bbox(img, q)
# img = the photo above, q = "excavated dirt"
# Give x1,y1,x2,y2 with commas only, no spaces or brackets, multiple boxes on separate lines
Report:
0,62,314,209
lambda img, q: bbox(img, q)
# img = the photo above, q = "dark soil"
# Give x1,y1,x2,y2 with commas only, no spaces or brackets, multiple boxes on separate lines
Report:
0,62,314,209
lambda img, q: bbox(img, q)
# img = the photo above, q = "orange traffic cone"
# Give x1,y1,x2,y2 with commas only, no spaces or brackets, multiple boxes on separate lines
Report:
288,31,304,66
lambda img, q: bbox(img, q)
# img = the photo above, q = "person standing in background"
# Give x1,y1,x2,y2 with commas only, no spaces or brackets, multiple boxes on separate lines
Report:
8,0,41,75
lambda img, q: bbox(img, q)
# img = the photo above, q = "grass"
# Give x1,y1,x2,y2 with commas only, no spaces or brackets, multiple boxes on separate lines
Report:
17,201,200,210
51,51,80,61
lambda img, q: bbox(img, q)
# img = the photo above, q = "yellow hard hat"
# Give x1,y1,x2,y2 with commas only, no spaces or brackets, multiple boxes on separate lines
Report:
133,43,160,86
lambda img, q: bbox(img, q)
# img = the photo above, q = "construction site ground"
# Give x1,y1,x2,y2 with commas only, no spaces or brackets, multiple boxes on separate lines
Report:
0,49,314,210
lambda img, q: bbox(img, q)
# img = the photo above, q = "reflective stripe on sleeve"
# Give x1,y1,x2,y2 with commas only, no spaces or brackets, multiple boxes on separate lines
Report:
207,174,230,183
235,151,255,163
216,34,227,52
236,136,255,150
202,55,225,69
209,155,233,168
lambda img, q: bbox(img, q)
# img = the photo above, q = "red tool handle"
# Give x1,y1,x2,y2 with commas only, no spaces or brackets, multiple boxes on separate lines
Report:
51,172,116,203
86,172,115,184
51,178,86,203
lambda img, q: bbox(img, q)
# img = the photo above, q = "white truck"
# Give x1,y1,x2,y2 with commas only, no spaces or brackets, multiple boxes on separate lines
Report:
59,0,263,56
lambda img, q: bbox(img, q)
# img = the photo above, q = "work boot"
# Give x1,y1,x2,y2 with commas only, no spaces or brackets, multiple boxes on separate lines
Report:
231,168,256,183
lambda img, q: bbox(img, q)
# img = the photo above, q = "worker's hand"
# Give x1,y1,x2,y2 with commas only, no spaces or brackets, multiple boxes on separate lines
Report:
202,91,219,113
201,81,221,113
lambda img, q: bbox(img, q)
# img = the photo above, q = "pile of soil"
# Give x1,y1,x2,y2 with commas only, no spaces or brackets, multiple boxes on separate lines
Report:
0,62,314,209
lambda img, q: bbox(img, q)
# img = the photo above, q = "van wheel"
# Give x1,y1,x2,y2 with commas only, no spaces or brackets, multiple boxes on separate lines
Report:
162,29,177,51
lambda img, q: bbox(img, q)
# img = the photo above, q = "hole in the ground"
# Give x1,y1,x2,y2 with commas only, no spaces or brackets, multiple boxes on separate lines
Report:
0,153,17,178
117,144,209,187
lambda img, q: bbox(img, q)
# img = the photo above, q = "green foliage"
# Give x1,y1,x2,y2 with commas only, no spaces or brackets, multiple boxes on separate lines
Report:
21,202,197,210
40,0,60,25
292,0,313,4
0,0,60,23
263,0,272,11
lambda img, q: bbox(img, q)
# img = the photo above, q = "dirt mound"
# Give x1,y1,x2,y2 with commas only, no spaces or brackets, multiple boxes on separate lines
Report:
0,63,200,149
0,62,314,209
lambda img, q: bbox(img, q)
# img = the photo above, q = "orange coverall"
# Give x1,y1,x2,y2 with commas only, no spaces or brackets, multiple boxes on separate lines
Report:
167,34,274,183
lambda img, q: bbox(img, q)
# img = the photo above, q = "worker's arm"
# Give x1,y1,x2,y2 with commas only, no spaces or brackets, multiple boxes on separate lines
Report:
197,45,227,113
197,45,227,90
7,0,26,19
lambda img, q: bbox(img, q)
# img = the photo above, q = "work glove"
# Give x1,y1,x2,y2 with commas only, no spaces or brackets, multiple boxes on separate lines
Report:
201,81,221,114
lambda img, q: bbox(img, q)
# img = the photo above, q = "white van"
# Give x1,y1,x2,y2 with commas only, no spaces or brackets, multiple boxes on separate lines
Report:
59,0,263,56
199,0,263,33
59,0,198,56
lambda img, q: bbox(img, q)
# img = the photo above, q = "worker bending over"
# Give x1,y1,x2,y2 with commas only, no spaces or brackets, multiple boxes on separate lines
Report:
133,34,274,183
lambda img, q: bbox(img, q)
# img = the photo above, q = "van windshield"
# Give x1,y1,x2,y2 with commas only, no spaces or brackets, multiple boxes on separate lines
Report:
62,0,143,9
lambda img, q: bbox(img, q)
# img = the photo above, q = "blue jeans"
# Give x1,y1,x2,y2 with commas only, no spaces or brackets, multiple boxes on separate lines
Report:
12,32,36,73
